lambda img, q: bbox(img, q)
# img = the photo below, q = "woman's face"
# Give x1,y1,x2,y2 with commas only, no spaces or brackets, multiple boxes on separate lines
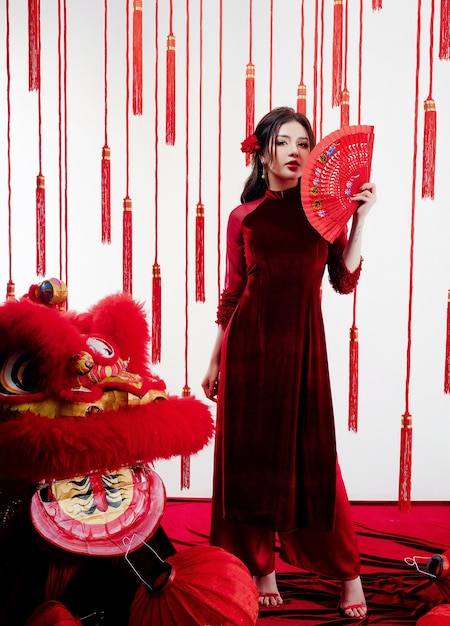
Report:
263,120,311,191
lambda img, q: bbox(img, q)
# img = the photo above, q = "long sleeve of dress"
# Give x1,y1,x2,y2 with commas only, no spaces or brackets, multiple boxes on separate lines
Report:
327,227,362,294
216,202,260,329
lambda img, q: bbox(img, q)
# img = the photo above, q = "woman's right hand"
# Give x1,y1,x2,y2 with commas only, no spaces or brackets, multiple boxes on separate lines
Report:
201,362,220,402
201,326,224,402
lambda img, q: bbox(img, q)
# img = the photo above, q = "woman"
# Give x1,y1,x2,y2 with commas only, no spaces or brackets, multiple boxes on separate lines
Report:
202,107,376,619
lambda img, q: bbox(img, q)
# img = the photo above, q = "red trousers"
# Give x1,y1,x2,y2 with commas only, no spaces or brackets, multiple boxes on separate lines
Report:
210,463,360,581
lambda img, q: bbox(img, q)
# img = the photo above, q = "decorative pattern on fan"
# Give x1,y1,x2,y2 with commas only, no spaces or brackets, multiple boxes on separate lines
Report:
300,125,374,243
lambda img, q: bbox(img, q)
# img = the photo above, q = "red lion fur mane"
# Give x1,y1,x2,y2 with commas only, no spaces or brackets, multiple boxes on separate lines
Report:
0,289,213,484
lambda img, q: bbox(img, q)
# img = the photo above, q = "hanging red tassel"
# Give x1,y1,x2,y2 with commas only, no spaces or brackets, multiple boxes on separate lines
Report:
423,2,437,199
297,0,306,116
166,33,176,145
245,63,255,166
348,325,358,432
372,0,382,9
132,0,143,116
340,89,350,127
181,385,191,490
398,412,413,512
151,263,161,363
195,202,205,302
439,0,450,59
36,173,45,276
422,98,437,199
123,197,132,295
101,145,111,244
332,0,343,108
445,289,450,393
28,0,40,91
5,280,15,301
296,82,307,115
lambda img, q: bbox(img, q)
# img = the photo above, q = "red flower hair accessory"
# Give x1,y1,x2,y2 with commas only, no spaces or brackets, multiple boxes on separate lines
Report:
240,133,261,154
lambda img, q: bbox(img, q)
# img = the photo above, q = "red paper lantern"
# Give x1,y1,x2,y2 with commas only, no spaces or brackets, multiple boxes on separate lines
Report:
129,545,259,625
426,550,450,601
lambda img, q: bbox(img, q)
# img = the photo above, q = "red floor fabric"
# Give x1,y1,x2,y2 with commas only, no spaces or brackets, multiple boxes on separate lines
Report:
161,499,450,625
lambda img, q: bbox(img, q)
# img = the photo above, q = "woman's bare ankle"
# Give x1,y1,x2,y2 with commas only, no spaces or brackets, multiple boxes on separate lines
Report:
253,570,283,607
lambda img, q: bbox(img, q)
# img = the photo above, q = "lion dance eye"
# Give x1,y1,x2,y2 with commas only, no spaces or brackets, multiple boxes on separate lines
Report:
69,351,94,376
0,351,38,395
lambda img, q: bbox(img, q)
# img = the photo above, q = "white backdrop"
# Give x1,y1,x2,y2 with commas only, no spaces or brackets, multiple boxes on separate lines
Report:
0,1,448,502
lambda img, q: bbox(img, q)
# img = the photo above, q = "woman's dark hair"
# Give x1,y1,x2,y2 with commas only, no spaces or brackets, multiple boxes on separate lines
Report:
240,106,315,204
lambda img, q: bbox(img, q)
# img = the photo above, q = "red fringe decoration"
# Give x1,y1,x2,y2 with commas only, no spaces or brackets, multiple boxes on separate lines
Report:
332,0,343,108
166,33,176,145
101,145,111,244
340,89,350,127
348,325,358,432
422,99,437,199
132,0,143,116
5,280,15,301
439,0,450,59
181,385,191,489
423,2,437,198
196,202,205,302
245,63,255,166
445,289,450,393
372,0,382,9
36,174,45,276
123,197,132,295
398,412,413,512
28,0,40,91
151,262,161,364
296,82,307,115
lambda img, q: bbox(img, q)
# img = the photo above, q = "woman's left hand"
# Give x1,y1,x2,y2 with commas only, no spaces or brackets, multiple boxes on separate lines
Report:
351,182,377,220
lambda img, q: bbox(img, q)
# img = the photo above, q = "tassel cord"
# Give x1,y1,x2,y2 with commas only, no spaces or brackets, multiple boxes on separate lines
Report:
122,0,132,294
312,0,319,138
340,0,350,127
154,0,159,260
198,0,203,202
101,0,111,244
296,0,306,115
269,0,273,110
181,0,191,490
195,0,205,303
125,0,130,200
184,0,190,388
358,0,363,123
319,0,324,139
6,0,13,285
428,0,435,99
398,0,422,513
299,0,304,85
217,0,223,303
404,0,422,418
104,0,108,147
57,0,69,298
151,0,161,363
245,0,255,165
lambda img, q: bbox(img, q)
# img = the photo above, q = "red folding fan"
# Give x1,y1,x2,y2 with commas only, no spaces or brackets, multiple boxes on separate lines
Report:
301,125,375,243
